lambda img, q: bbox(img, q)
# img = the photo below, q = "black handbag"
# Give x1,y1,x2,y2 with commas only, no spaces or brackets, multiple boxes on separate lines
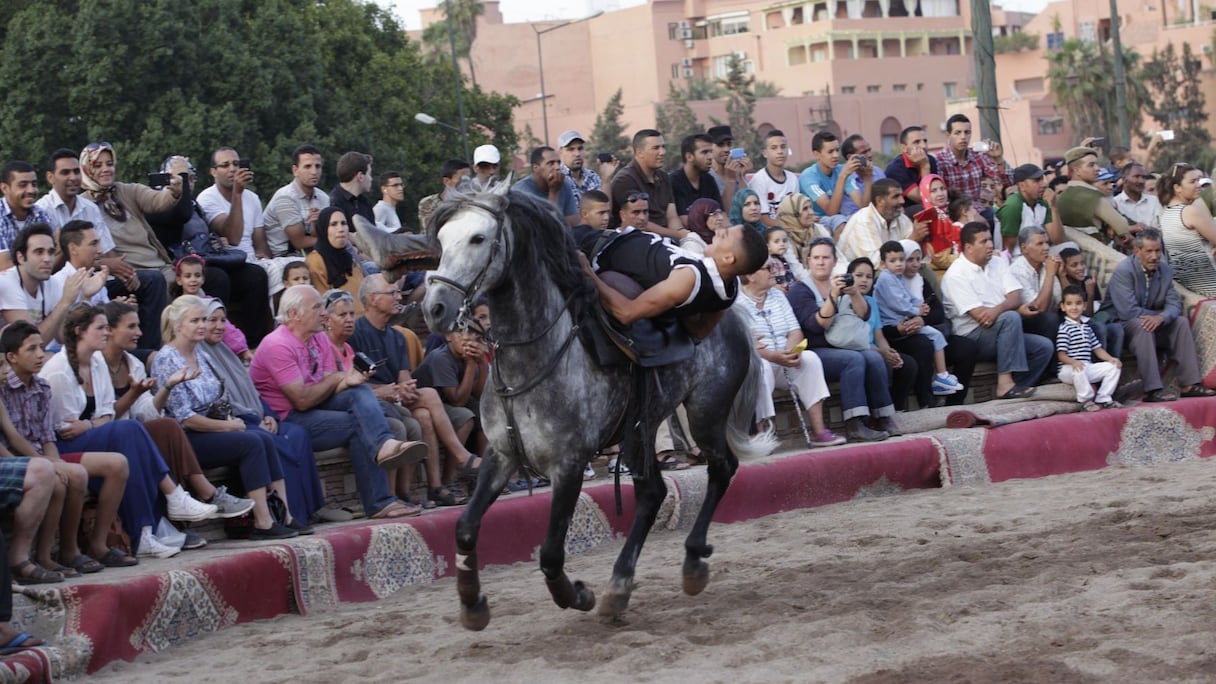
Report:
172,203,248,268
186,362,234,421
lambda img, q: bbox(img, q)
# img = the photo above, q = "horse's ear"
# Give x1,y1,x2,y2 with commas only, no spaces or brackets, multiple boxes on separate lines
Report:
493,173,513,197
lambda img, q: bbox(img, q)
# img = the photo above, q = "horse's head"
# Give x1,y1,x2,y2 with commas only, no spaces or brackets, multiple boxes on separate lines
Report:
423,183,512,333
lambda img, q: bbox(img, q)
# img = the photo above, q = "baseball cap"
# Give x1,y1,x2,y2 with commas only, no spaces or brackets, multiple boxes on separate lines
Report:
1096,168,1117,182
1012,164,1044,184
707,125,733,145
1063,146,1098,166
473,144,500,166
557,130,585,148
1201,177,1213,188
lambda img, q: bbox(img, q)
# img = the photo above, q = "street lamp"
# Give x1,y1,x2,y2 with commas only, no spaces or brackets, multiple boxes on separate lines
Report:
532,11,604,145
415,112,470,156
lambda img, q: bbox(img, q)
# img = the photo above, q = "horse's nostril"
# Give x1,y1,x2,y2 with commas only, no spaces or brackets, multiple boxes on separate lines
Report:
430,302,446,321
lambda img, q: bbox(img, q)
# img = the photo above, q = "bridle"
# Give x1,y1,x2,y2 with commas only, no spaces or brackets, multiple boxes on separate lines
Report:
425,201,510,338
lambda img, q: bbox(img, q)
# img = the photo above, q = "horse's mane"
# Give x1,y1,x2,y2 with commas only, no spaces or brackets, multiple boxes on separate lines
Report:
428,186,598,322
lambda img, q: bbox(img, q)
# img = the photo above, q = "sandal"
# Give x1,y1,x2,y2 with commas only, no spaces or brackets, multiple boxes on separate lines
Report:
996,386,1036,400
503,479,531,493
1098,400,1124,409
428,487,467,507
685,448,707,467
63,554,104,575
97,547,138,568
657,453,691,471
371,500,422,519
1180,385,1216,398
1081,400,1101,413
44,562,80,579
1144,389,1178,402
456,455,482,486
0,631,43,654
11,560,63,585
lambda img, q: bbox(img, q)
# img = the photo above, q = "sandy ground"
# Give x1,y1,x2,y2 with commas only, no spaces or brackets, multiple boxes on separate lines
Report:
91,459,1216,683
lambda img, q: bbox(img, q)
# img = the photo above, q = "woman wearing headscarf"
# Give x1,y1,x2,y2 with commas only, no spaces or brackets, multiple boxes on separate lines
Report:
729,188,766,232
914,174,959,275
306,207,366,315
776,193,840,283
684,198,728,246
79,141,180,349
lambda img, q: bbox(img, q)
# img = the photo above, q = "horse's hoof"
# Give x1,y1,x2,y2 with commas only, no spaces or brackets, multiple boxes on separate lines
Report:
572,580,596,612
460,595,491,631
682,560,710,596
597,588,631,618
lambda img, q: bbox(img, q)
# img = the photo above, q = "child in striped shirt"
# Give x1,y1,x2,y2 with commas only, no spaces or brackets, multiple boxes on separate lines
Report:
1057,284,1122,411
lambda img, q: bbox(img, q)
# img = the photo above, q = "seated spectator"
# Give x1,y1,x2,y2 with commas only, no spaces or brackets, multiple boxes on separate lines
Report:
40,304,219,559
1099,228,1215,402
873,241,963,398
669,133,722,216
839,134,885,217
1057,284,1123,411
609,129,685,239
734,257,843,447
997,164,1063,253
0,222,107,346
514,147,579,226
1157,162,1216,298
884,126,939,209
148,155,273,346
839,178,926,263
1008,225,1063,340
152,296,305,539
328,151,376,231
416,161,470,232
1113,163,1160,230
1055,147,1131,245
414,320,491,457
262,144,328,257
471,145,500,189
799,131,870,234
1058,246,1123,356
36,149,104,236
764,228,796,292
684,197,728,247
249,285,431,518
847,257,921,412
306,207,366,315
0,448,59,583
748,129,801,224
913,174,959,274
78,142,180,349
199,299,329,523
570,189,613,257
0,531,47,647
787,238,897,441
352,275,481,506
171,255,250,362
730,189,766,232
52,220,110,307
776,193,835,272
941,222,1053,399
559,130,615,205
0,161,53,267
374,171,407,233
101,301,256,540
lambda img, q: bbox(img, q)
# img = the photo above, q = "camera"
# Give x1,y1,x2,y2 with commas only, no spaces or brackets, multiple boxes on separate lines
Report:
840,273,854,288
352,352,381,374
147,172,172,188
730,147,746,160
971,141,990,154
237,158,251,170
853,154,868,167
597,152,614,164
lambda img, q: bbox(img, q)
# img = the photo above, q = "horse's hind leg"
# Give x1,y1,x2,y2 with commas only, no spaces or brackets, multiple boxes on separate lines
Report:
455,447,513,631
599,468,667,619
539,461,596,612
681,415,739,597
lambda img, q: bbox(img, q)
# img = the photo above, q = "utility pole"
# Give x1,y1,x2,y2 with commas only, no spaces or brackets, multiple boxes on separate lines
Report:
445,5,471,161
971,0,1001,143
1109,0,1131,147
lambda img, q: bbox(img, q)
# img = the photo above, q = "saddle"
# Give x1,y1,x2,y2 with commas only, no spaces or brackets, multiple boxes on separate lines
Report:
578,272,697,368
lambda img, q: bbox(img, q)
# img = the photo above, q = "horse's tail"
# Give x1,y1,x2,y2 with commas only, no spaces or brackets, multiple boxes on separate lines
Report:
726,345,778,461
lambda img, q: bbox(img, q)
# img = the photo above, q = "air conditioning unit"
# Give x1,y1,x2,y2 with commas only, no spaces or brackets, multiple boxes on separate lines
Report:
681,28,694,39
685,39,695,48
683,67,695,78
681,57,693,67
679,19,691,29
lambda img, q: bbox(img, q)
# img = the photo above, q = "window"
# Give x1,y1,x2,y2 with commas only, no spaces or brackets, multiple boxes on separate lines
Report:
893,83,907,92
1037,116,1064,135
867,84,881,93
1045,31,1064,50
943,82,957,98
710,15,750,37
812,47,828,62
1079,21,1095,44
917,82,924,91
671,63,681,79
711,54,753,78
668,23,679,40
841,86,856,94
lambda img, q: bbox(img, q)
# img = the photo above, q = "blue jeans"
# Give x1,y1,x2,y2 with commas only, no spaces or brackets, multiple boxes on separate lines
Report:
1090,320,1124,359
286,385,396,515
811,347,895,420
184,429,282,491
965,310,1053,389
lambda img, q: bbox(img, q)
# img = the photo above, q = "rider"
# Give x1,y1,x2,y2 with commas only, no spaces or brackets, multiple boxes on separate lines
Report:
582,192,769,339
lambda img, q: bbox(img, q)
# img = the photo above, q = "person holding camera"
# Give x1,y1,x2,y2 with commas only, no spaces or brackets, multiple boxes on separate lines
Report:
933,114,1012,204
151,295,303,540
799,131,873,236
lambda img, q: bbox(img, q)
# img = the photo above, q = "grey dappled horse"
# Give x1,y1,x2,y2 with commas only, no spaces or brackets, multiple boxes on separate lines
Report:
372,184,775,629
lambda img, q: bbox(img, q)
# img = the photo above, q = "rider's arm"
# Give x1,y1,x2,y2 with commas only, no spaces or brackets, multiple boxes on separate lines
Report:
590,268,697,325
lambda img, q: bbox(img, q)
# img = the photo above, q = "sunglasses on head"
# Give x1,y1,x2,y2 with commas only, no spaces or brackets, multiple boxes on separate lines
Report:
324,290,353,307
809,237,836,249
84,141,113,152
626,192,649,203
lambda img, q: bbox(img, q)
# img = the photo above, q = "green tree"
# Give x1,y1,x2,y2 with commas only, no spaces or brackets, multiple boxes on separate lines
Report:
589,88,630,160
654,82,702,170
421,0,485,88
684,78,726,101
719,55,760,159
993,31,1040,54
754,80,782,98
1140,42,1214,171
0,0,516,217
1046,38,1146,146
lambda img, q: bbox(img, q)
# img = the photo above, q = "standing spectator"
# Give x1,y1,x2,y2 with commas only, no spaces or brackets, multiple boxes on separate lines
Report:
609,129,685,238
669,133,721,216
706,125,753,204
941,222,1053,399
416,161,470,231
329,151,376,232
884,126,939,208
799,131,870,234
374,171,406,233
250,285,431,518
78,142,177,348
558,130,615,204
933,114,1012,202
306,207,366,315
513,147,579,226
1100,228,1214,402
748,130,800,225
263,144,329,256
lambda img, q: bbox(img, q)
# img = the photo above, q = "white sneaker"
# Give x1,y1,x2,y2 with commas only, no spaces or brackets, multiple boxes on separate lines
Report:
166,485,218,522
138,526,182,559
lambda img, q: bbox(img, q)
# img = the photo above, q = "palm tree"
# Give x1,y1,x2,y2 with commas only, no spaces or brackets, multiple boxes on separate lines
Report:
1046,38,1144,145
421,0,485,87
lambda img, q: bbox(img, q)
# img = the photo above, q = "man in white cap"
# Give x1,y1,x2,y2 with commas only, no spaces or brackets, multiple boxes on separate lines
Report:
558,130,618,204
472,144,500,188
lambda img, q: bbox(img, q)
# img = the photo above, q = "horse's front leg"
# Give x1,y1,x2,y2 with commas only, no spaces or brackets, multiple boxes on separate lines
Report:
540,459,596,612
599,464,667,619
455,447,512,631
680,434,738,596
